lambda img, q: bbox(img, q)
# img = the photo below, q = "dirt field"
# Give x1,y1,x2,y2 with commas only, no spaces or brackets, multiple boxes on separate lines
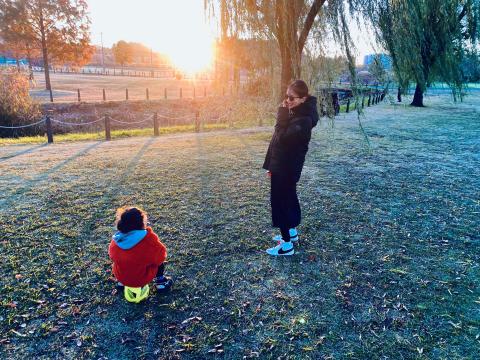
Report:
30,72,222,103
0,93,479,359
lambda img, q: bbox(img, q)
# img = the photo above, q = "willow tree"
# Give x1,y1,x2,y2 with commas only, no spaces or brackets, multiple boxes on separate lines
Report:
362,0,480,107
205,0,328,97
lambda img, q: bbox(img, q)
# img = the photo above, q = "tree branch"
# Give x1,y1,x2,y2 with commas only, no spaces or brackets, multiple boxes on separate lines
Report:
298,0,326,54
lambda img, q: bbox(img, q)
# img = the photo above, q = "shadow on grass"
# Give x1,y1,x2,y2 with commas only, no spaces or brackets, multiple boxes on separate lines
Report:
0,144,48,163
35,141,103,180
0,141,103,208
76,137,157,238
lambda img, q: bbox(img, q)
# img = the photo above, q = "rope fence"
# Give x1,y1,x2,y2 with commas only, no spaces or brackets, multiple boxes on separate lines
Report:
1,91,386,143
0,119,45,129
50,118,105,126
0,108,228,143
316,88,386,116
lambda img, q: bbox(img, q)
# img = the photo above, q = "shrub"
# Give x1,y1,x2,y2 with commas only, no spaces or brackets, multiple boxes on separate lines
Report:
244,73,272,97
0,68,41,137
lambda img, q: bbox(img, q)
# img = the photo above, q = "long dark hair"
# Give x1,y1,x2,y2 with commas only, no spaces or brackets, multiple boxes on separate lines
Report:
288,80,309,98
115,206,147,233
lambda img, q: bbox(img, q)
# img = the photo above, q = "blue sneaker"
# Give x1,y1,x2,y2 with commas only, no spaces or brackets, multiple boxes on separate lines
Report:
266,241,294,256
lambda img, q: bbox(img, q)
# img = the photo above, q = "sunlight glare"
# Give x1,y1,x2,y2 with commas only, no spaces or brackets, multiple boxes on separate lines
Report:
167,34,214,75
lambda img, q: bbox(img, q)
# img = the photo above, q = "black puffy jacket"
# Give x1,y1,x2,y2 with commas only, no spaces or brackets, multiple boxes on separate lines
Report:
263,96,318,182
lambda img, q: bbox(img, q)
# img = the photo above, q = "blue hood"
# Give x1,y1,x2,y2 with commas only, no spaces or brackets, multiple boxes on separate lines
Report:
112,230,148,250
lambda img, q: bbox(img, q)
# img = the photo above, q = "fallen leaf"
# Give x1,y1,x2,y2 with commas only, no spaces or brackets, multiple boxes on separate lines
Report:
181,316,202,325
11,330,26,337
121,337,136,344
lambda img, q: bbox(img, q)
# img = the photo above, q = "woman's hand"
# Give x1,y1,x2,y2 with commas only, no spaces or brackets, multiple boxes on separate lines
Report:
266,170,272,178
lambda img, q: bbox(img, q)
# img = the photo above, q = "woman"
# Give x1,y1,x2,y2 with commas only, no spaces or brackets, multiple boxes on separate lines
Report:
263,80,319,256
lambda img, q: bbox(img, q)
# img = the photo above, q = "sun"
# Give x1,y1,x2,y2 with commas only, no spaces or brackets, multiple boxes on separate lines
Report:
166,33,215,75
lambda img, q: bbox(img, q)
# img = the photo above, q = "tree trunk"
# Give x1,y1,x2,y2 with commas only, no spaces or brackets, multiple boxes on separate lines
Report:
270,48,275,99
397,86,402,102
233,54,240,94
279,43,302,99
39,7,51,91
26,46,33,74
410,83,424,107
280,47,294,100
278,38,301,100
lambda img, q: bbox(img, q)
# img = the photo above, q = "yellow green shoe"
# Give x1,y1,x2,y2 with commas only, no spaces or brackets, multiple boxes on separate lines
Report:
124,285,150,303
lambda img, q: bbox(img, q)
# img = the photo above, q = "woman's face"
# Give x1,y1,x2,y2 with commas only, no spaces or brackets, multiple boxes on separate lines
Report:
285,88,306,109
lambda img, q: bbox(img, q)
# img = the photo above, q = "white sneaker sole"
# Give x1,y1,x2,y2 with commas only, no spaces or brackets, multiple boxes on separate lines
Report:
266,248,295,256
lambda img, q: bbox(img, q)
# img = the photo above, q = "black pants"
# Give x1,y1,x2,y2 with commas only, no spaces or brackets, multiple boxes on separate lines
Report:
156,263,166,278
280,226,291,242
270,172,301,232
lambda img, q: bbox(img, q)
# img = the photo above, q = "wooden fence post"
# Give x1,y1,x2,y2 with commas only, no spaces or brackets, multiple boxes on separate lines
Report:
77,88,81,102
105,115,111,140
45,115,54,144
164,88,167,99
125,88,129,101
204,86,207,97
193,87,196,98
367,94,371,107
195,111,200,132
153,112,159,136
362,96,365,109
103,89,106,101
346,98,350,113
146,88,150,101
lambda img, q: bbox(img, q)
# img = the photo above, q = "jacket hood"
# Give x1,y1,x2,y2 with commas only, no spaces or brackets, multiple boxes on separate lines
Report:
291,95,319,127
112,229,148,250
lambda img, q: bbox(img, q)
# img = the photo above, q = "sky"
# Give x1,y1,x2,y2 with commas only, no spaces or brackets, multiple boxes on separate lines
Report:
88,0,376,66
89,1,215,52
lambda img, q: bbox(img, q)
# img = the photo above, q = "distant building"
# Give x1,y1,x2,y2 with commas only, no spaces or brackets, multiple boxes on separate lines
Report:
364,54,392,70
0,56,28,66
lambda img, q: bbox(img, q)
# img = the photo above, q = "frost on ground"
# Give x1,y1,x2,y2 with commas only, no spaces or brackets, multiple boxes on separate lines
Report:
0,93,479,359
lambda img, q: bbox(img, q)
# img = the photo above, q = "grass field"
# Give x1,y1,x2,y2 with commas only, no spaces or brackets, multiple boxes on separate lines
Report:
0,93,479,359
0,124,232,146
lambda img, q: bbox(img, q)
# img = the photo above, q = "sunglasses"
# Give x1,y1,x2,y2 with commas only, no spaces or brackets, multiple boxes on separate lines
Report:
285,95,302,101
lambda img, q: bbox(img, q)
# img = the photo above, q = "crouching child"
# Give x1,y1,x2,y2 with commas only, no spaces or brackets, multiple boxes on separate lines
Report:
108,206,173,301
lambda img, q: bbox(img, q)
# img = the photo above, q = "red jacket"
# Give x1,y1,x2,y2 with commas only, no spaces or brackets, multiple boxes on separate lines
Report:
108,227,167,287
